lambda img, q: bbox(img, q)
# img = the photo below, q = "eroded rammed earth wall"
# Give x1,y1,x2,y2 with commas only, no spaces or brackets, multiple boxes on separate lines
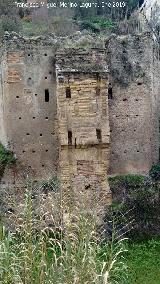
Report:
107,33,160,174
0,35,58,181
0,32,159,186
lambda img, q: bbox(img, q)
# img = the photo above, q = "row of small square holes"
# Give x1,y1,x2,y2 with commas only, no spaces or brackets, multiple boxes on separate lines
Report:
123,98,139,101
26,133,54,136
28,53,48,57
115,115,139,117
22,150,49,153
28,164,45,168
111,150,140,154
18,117,49,120
110,129,137,133
17,90,49,102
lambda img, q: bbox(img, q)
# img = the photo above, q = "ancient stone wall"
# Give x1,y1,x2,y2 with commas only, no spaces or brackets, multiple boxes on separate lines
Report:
56,49,111,205
0,31,159,185
107,33,160,174
0,35,58,182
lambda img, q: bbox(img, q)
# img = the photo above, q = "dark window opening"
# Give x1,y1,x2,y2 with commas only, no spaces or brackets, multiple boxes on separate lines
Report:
66,87,71,98
26,133,30,136
45,89,49,102
46,150,48,152
22,150,26,153
28,77,31,80
40,133,43,137
108,83,113,99
44,53,47,56
58,76,64,83
123,98,127,101
28,54,31,57
75,138,77,148
45,117,48,120
16,96,19,98
68,131,72,145
35,94,37,96
32,150,36,153
96,129,102,143
137,82,142,85
42,164,45,167
96,86,100,96
135,99,139,101
33,117,35,119
19,117,21,120
45,77,47,80
96,73,101,81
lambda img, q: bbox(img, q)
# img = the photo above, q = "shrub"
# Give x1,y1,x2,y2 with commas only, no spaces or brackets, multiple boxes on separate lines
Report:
0,143,16,178
79,17,116,33
108,174,160,241
79,20,100,32
40,176,60,193
149,163,160,181
0,15,22,39
108,174,145,189
0,143,16,166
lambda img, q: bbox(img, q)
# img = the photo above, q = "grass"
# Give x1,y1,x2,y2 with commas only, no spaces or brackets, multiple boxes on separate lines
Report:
1,177,160,283
21,21,49,37
0,186,128,284
125,239,160,284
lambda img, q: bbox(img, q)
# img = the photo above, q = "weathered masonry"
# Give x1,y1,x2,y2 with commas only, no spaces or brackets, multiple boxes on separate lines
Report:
0,32,159,189
106,33,159,174
56,49,110,197
0,36,58,181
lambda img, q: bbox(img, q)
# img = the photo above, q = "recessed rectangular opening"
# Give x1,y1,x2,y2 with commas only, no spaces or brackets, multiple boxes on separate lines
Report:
68,131,72,145
96,73,101,81
96,129,102,143
45,89,49,102
96,86,100,96
108,83,113,99
66,87,71,98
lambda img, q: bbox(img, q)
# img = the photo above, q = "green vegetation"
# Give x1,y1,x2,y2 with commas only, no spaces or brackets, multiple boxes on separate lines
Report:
149,163,160,181
1,182,160,283
108,172,160,283
109,173,160,241
126,239,160,284
108,174,145,188
0,0,141,38
0,187,127,284
40,176,60,193
79,17,117,33
0,143,16,177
